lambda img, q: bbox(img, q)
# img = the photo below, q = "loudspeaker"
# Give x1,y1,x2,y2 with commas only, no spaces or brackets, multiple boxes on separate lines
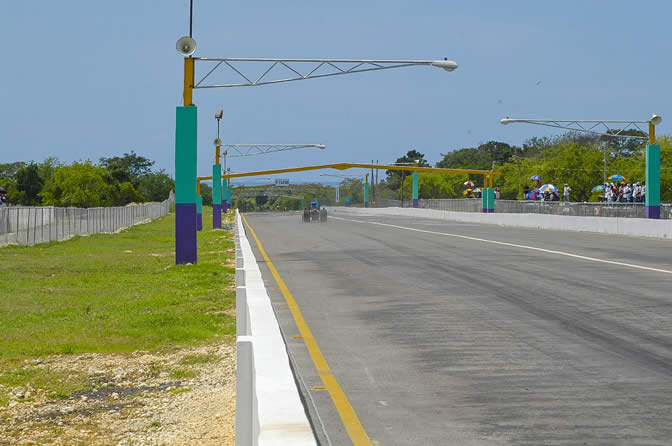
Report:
176,36,197,56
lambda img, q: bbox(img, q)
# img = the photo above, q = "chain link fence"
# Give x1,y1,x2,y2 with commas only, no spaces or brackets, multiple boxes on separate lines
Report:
372,198,672,220
0,191,175,247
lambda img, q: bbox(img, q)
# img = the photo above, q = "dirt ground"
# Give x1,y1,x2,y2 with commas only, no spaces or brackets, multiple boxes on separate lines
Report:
0,343,235,445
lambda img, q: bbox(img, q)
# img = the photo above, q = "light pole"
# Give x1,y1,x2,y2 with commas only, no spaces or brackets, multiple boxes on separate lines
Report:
174,32,457,264
212,110,224,229
501,115,662,218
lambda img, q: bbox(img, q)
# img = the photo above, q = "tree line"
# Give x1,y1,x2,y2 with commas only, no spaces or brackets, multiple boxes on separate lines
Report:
377,132,672,203
0,152,175,208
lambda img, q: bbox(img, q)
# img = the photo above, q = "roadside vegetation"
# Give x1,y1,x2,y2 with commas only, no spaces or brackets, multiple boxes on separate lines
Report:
0,151,174,207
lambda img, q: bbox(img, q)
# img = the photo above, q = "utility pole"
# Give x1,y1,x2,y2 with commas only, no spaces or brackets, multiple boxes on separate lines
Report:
603,142,608,185
515,153,523,199
371,160,375,207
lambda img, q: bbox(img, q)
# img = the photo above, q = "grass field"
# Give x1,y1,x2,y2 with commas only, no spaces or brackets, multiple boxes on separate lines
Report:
0,206,235,402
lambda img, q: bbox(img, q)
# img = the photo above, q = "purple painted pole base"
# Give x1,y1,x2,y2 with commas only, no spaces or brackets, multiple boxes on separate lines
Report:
213,204,222,229
197,213,203,231
646,205,660,219
482,208,494,213
413,198,419,208
365,202,369,208
176,203,197,264
223,200,229,214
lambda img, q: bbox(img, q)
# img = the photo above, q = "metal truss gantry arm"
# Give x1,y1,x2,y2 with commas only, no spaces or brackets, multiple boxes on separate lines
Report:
500,118,655,140
193,57,457,88
221,144,325,158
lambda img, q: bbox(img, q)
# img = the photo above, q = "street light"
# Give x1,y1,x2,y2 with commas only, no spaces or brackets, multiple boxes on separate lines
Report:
501,114,663,218
174,33,458,264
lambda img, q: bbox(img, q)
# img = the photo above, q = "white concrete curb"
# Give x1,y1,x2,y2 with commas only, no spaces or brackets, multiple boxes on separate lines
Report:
329,207,672,239
234,210,316,446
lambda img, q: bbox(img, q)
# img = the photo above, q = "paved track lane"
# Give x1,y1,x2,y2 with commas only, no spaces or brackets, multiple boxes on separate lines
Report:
244,211,672,446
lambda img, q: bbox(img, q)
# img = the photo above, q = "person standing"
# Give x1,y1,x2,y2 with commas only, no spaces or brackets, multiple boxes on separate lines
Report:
523,184,530,200
623,184,632,202
633,182,642,202
563,183,571,202
495,187,501,200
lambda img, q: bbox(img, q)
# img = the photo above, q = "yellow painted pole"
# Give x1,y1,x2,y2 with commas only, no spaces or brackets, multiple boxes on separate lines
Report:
649,121,655,145
215,145,221,165
196,181,201,195
184,57,194,106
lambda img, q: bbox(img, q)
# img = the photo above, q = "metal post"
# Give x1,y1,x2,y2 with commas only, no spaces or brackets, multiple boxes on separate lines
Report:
645,143,661,219
364,174,370,208
175,106,198,264
213,163,222,229
196,193,203,231
412,171,419,208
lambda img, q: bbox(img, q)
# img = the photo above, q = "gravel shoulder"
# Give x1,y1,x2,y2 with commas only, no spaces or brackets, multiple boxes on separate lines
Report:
0,342,235,445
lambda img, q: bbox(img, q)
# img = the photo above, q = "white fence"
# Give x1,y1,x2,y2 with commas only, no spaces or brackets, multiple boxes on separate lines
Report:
0,191,174,247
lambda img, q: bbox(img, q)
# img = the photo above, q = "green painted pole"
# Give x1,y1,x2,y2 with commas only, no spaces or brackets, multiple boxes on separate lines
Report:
645,144,661,218
412,172,419,208
481,188,495,213
212,164,222,228
364,182,370,207
196,194,203,230
175,106,198,264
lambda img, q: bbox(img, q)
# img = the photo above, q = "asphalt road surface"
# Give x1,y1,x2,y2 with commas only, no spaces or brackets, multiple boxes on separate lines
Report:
242,210,672,446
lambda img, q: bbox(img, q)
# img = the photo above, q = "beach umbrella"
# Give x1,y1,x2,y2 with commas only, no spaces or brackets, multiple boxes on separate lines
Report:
529,175,542,181
473,187,482,193
538,184,558,193
0,187,6,194
463,181,475,187
591,185,605,193
462,188,473,196
607,174,626,183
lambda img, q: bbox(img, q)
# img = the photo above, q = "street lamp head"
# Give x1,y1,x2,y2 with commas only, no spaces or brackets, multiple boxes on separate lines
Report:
500,117,514,125
176,36,197,57
317,144,326,150
430,58,458,72
215,109,224,120
650,114,662,126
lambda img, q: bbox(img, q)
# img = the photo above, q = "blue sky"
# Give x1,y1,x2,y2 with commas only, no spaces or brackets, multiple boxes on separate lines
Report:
1,1,670,184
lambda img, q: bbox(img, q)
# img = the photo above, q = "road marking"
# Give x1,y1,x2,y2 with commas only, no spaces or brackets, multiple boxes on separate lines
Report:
331,216,672,275
241,213,373,445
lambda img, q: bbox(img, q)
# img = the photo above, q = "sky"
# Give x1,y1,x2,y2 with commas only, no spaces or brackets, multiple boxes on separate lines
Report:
1,1,671,184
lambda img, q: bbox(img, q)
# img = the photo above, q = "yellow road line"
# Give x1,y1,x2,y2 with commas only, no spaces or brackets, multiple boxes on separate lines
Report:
241,213,372,446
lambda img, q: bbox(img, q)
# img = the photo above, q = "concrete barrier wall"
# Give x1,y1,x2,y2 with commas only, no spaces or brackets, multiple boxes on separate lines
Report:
329,207,672,240
235,210,316,446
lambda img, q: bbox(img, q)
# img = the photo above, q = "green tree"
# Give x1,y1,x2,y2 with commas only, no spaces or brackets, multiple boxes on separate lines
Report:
385,150,430,189
41,161,115,208
137,170,175,201
199,183,213,206
16,163,44,205
99,151,154,183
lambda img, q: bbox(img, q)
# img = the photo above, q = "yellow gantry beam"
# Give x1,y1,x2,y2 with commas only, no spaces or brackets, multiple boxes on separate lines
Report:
220,162,501,179
232,184,326,191
197,163,502,192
